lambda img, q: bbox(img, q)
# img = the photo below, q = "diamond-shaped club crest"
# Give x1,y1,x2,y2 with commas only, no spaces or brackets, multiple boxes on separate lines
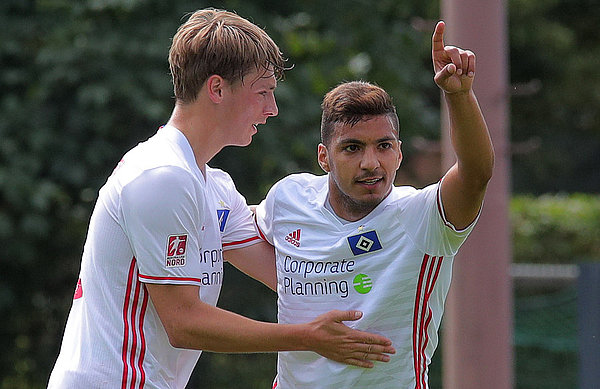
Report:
356,236,374,252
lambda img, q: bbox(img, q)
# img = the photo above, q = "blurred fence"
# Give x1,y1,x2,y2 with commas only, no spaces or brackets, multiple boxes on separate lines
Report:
428,263,587,389
508,263,598,389
513,281,578,389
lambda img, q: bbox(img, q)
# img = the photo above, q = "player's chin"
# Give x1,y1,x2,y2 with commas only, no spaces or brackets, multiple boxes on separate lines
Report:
232,135,254,147
354,193,386,208
355,182,389,199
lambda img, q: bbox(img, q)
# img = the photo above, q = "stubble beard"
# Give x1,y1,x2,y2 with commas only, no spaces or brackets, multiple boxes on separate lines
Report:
330,179,387,221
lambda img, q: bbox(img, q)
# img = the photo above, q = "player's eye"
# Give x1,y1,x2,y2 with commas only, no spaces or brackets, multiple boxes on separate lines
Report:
343,144,359,152
379,142,393,149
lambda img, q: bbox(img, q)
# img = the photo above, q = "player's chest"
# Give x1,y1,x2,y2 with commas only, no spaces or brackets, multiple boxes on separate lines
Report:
273,215,421,270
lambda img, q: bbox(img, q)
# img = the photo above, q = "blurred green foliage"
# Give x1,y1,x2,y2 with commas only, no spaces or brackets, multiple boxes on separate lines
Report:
0,0,599,388
511,194,600,264
509,0,600,193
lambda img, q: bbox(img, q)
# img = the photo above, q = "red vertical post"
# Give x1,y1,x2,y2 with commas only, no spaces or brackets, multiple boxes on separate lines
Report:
440,1,513,388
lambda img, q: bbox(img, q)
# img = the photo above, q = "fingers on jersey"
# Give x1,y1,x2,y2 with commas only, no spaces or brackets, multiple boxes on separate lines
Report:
336,309,364,321
340,340,397,368
307,310,395,368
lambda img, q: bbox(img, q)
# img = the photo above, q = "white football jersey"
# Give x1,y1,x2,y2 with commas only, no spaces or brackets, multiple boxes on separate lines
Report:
48,125,260,388
256,173,477,388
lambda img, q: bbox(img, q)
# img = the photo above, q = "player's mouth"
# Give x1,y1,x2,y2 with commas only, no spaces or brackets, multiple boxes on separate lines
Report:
356,176,384,187
252,121,266,133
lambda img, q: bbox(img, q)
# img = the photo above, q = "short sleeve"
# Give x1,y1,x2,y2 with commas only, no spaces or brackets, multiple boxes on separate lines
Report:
120,166,204,285
254,181,281,245
399,181,479,256
220,180,261,250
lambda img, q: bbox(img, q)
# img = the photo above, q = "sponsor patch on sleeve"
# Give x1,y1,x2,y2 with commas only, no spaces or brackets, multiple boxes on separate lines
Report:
166,234,187,267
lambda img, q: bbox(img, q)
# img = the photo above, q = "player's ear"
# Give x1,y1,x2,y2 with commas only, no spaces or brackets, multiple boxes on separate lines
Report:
317,143,331,173
206,75,226,103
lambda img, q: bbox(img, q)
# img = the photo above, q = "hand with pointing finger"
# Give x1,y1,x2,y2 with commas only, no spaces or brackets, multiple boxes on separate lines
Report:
432,21,476,95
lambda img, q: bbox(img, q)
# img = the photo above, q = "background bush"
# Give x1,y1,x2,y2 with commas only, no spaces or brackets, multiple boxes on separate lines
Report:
1,0,598,387
511,194,600,264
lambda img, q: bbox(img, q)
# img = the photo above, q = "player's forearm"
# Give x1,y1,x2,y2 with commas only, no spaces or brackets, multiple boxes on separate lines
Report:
445,89,495,187
148,284,394,367
161,296,395,368
167,301,308,353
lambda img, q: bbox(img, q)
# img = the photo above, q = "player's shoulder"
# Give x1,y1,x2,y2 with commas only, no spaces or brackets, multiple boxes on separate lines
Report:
205,166,246,202
121,132,189,173
389,184,419,199
387,182,439,207
272,172,326,197
279,172,325,187
118,149,194,188
206,166,234,185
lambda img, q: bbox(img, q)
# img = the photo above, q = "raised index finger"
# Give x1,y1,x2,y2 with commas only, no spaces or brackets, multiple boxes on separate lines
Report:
432,20,446,53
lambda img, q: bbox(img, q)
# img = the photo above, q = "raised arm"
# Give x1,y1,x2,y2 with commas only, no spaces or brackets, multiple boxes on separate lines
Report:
432,21,495,230
145,283,395,368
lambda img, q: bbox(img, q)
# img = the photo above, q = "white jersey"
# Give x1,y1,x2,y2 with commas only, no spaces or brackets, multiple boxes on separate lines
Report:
48,125,260,389
255,173,477,388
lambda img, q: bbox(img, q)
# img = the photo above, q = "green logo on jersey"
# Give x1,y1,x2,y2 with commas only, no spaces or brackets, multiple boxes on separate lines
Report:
353,273,373,294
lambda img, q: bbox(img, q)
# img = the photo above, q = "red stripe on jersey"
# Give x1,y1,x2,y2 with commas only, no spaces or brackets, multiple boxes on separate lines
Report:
137,288,149,388
412,255,427,389
222,235,261,247
413,255,443,388
420,256,443,387
121,258,136,389
121,258,149,389
418,258,436,388
253,213,269,242
138,274,205,284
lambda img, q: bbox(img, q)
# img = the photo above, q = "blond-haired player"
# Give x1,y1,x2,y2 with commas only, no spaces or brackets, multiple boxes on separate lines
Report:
48,9,394,388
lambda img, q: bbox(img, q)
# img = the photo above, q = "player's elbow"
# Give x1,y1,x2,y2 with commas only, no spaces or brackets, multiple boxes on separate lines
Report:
482,150,495,183
459,155,494,191
471,149,495,187
480,156,494,185
472,166,494,193
164,322,217,351
162,323,193,349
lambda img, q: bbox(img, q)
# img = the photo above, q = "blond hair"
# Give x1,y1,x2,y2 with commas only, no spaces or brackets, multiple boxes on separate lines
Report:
169,8,287,103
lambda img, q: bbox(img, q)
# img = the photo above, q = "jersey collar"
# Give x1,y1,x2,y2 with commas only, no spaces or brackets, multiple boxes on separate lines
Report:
159,125,207,183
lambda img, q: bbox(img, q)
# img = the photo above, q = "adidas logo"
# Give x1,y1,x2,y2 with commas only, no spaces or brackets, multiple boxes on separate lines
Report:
285,229,301,247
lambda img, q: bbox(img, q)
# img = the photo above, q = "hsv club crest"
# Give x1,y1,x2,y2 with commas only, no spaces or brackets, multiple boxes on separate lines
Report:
347,230,382,256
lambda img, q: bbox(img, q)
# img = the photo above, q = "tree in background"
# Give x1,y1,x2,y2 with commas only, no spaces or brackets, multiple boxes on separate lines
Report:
509,0,600,193
0,1,438,386
1,0,598,387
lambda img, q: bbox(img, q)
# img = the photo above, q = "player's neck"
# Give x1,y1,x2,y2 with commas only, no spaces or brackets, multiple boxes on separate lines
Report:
327,193,377,222
327,180,392,222
167,102,225,169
